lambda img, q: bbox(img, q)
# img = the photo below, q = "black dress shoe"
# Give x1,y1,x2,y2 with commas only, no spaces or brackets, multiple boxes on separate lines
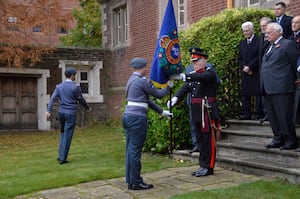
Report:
259,116,268,123
192,168,214,176
237,115,251,120
280,144,298,150
265,142,283,149
194,168,214,177
128,182,154,190
296,148,300,152
59,160,68,164
189,146,200,153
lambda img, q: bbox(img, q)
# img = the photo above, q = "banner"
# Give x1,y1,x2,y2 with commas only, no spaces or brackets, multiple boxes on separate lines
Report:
150,0,182,88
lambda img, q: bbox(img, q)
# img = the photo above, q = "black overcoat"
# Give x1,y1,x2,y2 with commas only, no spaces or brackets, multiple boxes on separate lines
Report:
238,35,260,96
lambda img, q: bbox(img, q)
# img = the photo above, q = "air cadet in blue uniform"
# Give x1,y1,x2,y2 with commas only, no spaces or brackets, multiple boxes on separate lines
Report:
169,48,219,177
122,57,173,190
46,67,90,164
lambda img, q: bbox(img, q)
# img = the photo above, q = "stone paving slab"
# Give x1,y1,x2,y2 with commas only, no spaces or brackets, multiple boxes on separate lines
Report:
16,166,261,199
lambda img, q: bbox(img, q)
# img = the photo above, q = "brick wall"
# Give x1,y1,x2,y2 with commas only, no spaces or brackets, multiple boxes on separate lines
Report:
288,0,300,16
187,0,227,23
35,47,112,128
102,0,160,119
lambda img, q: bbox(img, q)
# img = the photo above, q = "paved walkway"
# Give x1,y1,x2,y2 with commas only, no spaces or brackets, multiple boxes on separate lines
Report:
17,166,261,199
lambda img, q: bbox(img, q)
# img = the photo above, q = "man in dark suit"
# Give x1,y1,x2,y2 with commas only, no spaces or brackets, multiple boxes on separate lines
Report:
261,22,298,150
258,17,272,123
274,2,293,39
290,16,300,153
237,21,263,120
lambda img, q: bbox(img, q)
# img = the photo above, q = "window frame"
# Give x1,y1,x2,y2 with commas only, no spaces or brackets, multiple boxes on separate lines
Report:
248,0,259,6
112,4,128,47
59,60,103,103
159,0,187,31
7,16,19,31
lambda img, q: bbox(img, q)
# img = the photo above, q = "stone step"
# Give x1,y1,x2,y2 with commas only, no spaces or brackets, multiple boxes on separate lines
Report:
217,154,300,184
221,129,273,144
226,120,300,134
225,119,272,132
172,149,300,184
218,141,300,164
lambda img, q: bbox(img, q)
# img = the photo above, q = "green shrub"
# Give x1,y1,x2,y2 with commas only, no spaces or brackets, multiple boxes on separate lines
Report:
145,8,274,153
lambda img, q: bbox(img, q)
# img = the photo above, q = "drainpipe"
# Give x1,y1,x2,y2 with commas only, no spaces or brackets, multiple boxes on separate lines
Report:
227,0,233,9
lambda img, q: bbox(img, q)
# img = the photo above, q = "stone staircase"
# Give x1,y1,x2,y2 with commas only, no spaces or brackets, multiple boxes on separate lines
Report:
172,120,300,184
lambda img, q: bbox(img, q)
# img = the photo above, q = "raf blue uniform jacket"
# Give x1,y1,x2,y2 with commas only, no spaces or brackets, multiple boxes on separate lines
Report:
124,72,169,117
47,79,90,115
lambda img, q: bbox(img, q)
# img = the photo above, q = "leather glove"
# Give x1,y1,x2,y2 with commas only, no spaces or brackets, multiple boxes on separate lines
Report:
169,73,185,81
167,80,174,88
161,110,173,119
167,96,178,109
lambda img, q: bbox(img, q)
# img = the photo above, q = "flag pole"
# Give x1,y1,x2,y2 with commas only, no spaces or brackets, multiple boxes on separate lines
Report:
169,88,173,156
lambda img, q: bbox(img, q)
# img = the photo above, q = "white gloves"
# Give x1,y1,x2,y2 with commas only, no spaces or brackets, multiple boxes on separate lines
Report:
167,96,178,109
167,80,174,88
297,66,300,72
162,110,173,119
169,73,186,81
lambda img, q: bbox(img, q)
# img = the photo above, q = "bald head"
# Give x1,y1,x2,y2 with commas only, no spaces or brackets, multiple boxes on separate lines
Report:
292,15,300,32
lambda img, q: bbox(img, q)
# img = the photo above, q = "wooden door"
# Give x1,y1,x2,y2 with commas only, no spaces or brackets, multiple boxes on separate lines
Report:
0,77,38,130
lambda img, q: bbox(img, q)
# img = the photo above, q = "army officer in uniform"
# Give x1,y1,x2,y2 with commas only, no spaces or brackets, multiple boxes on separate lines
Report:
168,48,219,177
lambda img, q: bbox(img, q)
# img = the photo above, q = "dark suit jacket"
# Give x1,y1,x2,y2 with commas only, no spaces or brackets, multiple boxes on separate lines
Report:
289,32,300,68
238,35,260,96
274,15,293,39
261,37,298,95
258,33,269,68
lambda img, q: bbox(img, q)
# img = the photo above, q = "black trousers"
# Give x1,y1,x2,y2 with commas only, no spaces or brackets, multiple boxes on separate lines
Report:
264,93,297,146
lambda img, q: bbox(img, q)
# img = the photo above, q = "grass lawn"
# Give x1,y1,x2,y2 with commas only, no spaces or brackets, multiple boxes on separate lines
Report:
1,124,300,199
170,180,300,199
0,124,193,198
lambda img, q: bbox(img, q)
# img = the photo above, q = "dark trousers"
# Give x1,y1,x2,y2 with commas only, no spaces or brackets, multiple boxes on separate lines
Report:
195,122,216,169
264,93,297,146
189,108,198,147
241,95,264,117
122,113,147,185
293,88,300,124
58,112,77,161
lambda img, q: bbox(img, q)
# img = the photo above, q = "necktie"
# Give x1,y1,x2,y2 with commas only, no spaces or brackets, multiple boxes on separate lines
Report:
247,39,251,44
277,17,280,23
295,32,297,38
266,43,274,55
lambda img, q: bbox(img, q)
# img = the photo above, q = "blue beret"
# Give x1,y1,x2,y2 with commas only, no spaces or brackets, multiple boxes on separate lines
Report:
65,67,77,75
130,57,147,69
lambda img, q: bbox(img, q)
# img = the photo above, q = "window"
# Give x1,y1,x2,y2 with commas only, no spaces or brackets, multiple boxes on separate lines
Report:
178,0,185,26
57,26,68,34
33,25,43,32
7,16,18,31
113,4,128,46
248,0,259,6
59,60,103,103
160,0,186,30
77,70,89,94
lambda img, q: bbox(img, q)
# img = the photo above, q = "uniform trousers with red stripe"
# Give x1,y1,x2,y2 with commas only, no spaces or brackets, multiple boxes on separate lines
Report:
194,121,216,169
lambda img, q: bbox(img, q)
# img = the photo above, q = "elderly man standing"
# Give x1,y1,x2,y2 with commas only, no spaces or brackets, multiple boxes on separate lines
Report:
261,23,298,150
237,21,263,120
